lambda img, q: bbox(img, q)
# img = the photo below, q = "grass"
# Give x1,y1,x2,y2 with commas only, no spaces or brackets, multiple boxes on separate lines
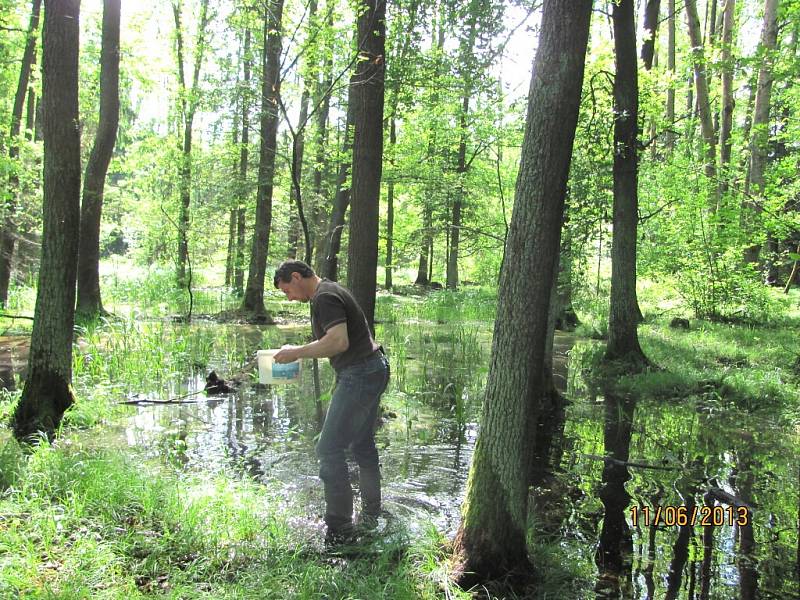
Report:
0,435,471,599
570,284,800,421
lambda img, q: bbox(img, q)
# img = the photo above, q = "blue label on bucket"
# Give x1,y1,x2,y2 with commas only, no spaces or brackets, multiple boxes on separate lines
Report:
272,361,300,379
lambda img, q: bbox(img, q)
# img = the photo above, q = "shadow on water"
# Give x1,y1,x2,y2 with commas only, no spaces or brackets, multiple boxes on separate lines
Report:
29,319,797,599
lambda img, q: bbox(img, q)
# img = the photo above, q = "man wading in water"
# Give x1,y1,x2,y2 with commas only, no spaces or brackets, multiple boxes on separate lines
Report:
272,260,390,546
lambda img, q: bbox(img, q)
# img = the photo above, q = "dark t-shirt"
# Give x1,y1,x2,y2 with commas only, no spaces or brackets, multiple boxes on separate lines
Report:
311,279,378,372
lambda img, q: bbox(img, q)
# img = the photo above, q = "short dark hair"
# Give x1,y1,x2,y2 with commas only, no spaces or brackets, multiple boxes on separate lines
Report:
273,260,315,288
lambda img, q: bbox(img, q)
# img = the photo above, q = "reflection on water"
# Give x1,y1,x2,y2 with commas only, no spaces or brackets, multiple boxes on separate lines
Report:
87,322,798,598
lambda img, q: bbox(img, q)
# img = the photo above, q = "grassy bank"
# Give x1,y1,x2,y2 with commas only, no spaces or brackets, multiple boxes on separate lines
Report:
0,437,464,599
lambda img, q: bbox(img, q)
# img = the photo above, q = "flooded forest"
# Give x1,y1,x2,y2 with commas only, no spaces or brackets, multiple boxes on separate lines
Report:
1,0,798,598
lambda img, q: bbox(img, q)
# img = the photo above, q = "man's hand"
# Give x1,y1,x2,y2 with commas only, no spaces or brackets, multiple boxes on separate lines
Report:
273,345,302,363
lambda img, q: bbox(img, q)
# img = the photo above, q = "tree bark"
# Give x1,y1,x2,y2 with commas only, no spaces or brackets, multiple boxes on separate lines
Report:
12,0,81,441
173,0,210,287
606,0,648,365
76,0,120,319
0,0,42,307
311,3,335,271
743,0,780,264
415,204,432,285
320,100,355,281
685,0,719,206
385,117,395,289
235,27,252,296
452,0,592,586
665,0,676,151
242,0,283,318
717,0,736,200
346,0,386,329
640,0,661,70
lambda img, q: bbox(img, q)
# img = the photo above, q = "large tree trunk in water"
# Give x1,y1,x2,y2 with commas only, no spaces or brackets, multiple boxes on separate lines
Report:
0,0,42,307
742,0,780,265
452,0,592,586
12,0,81,441
76,0,120,319
346,0,386,330
685,0,719,207
242,0,283,319
320,100,355,281
606,0,648,365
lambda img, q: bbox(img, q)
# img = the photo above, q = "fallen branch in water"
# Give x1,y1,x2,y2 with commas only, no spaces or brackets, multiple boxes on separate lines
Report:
118,389,205,405
583,453,679,471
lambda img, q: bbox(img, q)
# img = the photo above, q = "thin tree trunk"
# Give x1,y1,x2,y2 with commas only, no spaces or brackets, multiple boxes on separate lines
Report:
717,0,736,200
685,0,719,207
452,0,592,585
385,117,395,290
76,0,121,319
12,0,81,441
665,0,676,151
235,27,252,296
743,0,780,264
0,0,42,307
447,93,469,290
415,204,432,284
346,0,386,330
242,0,283,318
640,0,661,70
606,0,648,365
311,3,334,271
320,101,355,281
172,0,210,287
287,79,311,260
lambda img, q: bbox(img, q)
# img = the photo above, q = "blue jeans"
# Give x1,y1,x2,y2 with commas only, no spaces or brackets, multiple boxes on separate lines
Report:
315,353,389,531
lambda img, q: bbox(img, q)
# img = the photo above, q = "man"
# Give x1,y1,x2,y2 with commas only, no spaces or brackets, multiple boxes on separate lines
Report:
272,260,390,544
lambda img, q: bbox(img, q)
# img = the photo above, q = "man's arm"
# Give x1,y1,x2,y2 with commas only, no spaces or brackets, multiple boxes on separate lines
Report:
273,323,349,363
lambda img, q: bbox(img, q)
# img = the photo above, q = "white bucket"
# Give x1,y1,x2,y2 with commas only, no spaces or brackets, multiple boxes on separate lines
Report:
257,349,301,384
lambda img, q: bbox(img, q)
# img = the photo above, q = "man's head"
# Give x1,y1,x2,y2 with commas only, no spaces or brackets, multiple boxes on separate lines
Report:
273,260,317,302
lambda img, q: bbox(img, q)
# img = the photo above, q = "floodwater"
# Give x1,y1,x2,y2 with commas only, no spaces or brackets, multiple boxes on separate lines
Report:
4,320,799,598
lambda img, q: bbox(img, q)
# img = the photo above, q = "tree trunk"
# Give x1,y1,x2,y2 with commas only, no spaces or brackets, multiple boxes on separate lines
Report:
717,0,736,200
235,27,252,296
415,204,432,285
242,0,283,318
685,0,718,206
743,0,780,264
346,0,386,330
311,3,335,271
77,0,119,320
172,0,210,287
385,117,395,290
0,0,42,307
665,0,676,151
640,0,661,70
320,100,355,281
225,207,235,286
12,0,81,441
452,0,592,586
606,0,648,365
447,93,469,290
287,69,313,260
